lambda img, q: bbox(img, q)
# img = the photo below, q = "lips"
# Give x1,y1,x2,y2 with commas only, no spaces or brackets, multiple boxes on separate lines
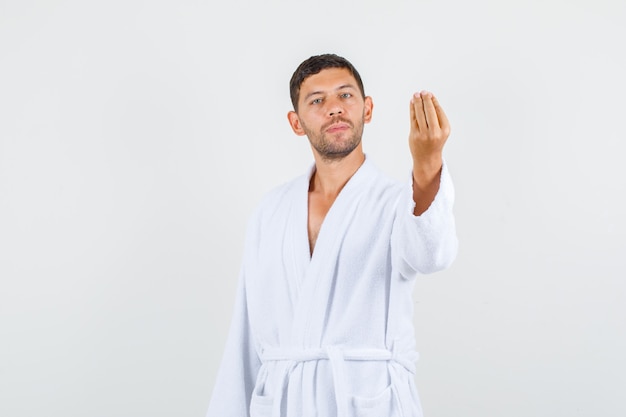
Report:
325,120,351,133
326,124,349,133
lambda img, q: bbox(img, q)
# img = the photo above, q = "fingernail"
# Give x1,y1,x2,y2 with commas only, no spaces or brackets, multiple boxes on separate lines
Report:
414,92,420,99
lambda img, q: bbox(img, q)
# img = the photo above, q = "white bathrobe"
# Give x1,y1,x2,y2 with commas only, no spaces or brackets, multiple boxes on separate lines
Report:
207,157,458,417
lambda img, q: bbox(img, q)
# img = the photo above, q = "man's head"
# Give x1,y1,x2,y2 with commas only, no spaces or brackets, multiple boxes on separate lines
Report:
289,54,365,112
287,54,373,162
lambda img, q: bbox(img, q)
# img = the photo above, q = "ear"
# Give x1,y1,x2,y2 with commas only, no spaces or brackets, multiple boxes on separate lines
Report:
287,111,306,136
363,96,374,124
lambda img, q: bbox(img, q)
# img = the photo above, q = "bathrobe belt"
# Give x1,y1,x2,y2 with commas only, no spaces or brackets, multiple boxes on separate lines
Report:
260,345,419,417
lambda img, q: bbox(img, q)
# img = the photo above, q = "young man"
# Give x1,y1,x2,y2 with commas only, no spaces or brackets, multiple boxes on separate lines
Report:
207,54,458,417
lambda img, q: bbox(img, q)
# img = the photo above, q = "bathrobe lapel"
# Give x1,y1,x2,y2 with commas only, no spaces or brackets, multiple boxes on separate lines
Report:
290,159,374,347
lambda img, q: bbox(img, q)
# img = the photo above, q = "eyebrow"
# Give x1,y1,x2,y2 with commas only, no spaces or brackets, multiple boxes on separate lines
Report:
303,84,358,101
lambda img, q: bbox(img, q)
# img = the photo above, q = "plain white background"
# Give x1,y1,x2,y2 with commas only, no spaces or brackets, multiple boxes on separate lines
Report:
1,0,625,416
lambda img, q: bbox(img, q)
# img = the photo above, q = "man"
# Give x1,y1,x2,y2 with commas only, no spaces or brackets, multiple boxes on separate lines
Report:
207,53,458,417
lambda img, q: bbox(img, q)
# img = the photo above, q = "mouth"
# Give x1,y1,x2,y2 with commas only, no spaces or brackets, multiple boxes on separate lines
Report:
325,122,350,133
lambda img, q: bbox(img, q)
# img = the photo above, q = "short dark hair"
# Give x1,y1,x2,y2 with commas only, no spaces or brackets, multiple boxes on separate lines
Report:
289,53,365,111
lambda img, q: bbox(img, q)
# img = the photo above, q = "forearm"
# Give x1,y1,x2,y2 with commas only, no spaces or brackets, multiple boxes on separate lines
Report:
411,155,442,216
393,160,458,277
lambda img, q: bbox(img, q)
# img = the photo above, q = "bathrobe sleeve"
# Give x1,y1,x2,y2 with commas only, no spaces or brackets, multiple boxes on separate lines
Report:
206,255,261,416
391,160,459,278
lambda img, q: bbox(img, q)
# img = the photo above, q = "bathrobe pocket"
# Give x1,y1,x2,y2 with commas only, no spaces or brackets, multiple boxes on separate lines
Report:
352,384,396,417
249,392,273,417
250,366,274,417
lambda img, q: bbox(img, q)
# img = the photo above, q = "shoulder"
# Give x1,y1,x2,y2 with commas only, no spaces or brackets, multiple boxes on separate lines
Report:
248,173,307,222
361,159,406,202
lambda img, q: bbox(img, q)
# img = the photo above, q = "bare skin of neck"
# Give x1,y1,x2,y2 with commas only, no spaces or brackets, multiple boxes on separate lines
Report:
307,147,365,255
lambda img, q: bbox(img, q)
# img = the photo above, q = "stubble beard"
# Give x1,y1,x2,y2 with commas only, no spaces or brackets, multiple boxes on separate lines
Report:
302,116,365,162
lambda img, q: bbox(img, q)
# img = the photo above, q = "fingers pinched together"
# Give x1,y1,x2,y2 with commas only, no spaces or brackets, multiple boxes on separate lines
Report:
409,91,450,161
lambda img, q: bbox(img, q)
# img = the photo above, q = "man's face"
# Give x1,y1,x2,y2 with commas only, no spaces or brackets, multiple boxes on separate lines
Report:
288,68,373,161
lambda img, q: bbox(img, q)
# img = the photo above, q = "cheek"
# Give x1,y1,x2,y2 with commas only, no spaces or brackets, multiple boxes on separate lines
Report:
299,114,317,129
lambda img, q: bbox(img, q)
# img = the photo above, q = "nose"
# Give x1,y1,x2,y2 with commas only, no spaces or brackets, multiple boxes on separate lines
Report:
327,98,343,117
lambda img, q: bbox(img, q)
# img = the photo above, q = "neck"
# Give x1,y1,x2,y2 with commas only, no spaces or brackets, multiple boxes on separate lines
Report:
309,147,365,198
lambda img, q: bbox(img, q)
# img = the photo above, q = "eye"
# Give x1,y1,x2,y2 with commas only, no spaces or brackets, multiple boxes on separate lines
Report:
340,92,352,99
311,98,323,105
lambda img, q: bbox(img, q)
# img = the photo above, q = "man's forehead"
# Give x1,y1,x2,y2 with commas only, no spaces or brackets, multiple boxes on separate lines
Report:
300,68,358,94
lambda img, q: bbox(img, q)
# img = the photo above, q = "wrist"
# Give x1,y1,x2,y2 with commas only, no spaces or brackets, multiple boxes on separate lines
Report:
412,155,442,179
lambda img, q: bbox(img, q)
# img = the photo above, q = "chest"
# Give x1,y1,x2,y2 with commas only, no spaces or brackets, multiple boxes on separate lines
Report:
248,190,400,343
307,192,335,254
